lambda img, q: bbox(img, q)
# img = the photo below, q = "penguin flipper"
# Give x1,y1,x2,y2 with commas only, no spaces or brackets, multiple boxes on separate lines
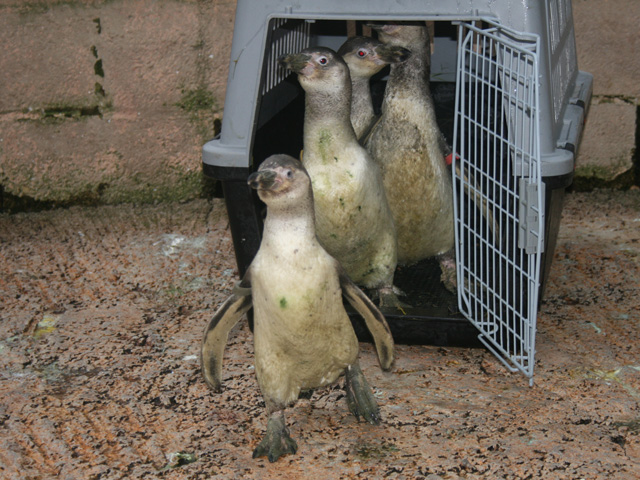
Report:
338,267,394,371
201,273,253,392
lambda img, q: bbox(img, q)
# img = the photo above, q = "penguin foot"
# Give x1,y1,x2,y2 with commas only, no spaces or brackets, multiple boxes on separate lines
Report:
297,389,314,412
377,286,411,310
438,255,457,294
298,389,314,400
252,411,298,462
344,363,381,425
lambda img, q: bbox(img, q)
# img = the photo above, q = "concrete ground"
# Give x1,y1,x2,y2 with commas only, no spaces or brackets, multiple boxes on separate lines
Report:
1,189,639,479
0,2,638,479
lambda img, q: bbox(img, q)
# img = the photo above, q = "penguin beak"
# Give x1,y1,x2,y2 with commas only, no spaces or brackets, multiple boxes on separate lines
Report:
248,170,278,191
376,44,411,64
278,53,312,75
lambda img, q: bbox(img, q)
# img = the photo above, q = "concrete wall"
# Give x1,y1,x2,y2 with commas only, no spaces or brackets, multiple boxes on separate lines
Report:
0,0,637,208
0,0,235,206
573,0,639,188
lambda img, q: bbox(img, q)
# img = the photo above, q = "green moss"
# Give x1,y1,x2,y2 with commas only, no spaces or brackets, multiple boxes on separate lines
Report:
279,297,288,309
176,86,220,141
42,103,101,120
105,169,206,205
354,442,399,460
191,39,205,50
18,96,113,124
11,1,112,15
92,170,198,205
318,130,333,164
572,164,636,192
94,82,106,97
594,94,637,105
94,58,104,77
1,168,215,214
177,87,216,113
165,284,185,302
574,164,617,179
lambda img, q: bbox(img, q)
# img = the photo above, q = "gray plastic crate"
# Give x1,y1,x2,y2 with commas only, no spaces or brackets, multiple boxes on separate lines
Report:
202,0,593,382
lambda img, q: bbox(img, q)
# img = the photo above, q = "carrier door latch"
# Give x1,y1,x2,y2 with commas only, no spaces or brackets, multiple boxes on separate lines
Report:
518,178,545,254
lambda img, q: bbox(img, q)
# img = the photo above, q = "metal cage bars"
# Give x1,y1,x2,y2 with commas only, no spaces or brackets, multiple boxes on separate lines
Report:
453,22,543,384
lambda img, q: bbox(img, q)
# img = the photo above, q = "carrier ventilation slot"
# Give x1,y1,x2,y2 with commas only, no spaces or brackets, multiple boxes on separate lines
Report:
262,19,311,95
547,0,578,126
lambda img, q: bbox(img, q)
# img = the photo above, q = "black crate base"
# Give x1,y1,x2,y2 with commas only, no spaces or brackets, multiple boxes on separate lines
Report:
349,257,483,348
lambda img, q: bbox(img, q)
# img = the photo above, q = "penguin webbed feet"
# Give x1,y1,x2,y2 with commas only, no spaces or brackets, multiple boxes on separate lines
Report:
298,389,314,400
375,285,411,311
344,363,381,425
204,378,223,394
437,251,458,294
253,411,298,462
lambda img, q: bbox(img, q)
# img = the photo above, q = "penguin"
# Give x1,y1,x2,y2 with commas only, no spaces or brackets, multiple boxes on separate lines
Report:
201,154,394,463
278,47,403,307
337,36,411,140
364,24,455,270
343,27,498,293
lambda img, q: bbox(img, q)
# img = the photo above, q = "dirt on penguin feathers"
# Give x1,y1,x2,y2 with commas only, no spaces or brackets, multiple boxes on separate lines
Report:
277,47,407,308
201,154,395,462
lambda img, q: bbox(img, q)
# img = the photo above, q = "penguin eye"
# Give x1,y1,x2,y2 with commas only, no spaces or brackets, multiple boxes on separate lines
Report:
285,170,294,179
357,49,367,57
317,56,328,65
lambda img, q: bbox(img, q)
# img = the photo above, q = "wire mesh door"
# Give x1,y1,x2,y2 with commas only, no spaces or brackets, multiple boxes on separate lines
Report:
452,22,544,384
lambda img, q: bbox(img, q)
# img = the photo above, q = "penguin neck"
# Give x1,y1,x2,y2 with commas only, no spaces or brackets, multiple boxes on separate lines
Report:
303,88,356,163
385,42,430,101
262,197,317,248
351,77,374,115
350,77,375,131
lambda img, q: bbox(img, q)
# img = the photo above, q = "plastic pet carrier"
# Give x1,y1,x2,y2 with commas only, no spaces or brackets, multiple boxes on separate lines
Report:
203,0,592,383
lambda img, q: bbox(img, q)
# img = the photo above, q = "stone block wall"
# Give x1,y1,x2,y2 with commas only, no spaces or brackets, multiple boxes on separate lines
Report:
0,0,235,206
0,0,637,208
573,0,639,188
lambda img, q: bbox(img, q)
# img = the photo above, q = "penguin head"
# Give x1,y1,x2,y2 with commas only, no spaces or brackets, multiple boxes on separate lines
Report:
248,154,312,207
369,22,428,49
338,36,411,79
278,47,350,96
